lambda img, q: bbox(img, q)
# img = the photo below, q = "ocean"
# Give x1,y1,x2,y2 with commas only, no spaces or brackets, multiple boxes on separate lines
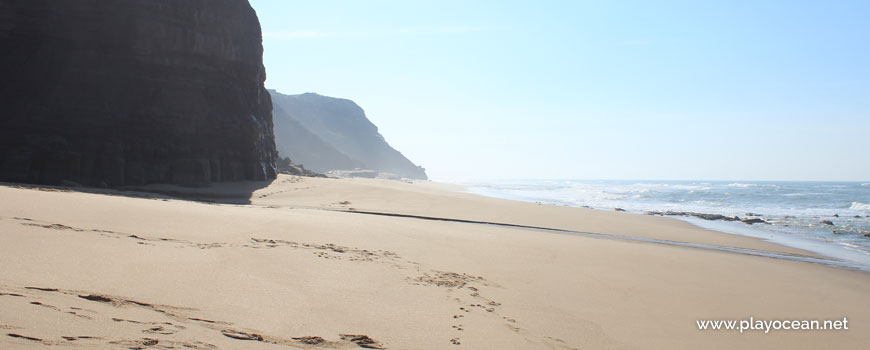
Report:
459,180,870,269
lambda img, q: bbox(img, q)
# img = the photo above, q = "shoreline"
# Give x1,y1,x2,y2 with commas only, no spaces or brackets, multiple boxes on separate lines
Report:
456,180,870,271
680,216,870,269
2,176,869,349
341,208,870,272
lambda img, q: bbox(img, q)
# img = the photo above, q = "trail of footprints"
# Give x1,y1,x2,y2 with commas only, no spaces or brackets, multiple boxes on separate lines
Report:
5,215,575,349
408,271,521,346
0,285,386,349
256,176,309,199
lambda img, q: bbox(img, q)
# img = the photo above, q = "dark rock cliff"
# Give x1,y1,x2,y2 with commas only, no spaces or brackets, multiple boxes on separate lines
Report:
0,0,277,187
270,91,427,180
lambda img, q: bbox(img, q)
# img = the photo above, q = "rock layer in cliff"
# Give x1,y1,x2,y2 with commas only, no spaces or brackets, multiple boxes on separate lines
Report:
0,0,278,187
270,91,427,180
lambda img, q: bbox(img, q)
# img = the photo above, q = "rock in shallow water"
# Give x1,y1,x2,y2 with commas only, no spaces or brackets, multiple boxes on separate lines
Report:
0,0,277,187
646,211,741,222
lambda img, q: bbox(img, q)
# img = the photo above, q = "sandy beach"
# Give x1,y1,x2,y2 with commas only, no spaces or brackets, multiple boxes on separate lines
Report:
1,175,868,349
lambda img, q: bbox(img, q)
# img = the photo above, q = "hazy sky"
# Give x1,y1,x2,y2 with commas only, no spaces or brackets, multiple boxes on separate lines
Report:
249,0,869,181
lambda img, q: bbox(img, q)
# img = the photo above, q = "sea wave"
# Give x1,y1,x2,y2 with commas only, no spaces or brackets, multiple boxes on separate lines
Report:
851,202,870,210
783,192,827,197
630,183,709,191
863,183,870,187
727,183,757,188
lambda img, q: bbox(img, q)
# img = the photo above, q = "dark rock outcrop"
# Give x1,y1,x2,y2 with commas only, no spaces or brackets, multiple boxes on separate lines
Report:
646,210,778,225
741,218,767,225
270,91,427,180
833,228,870,237
275,157,324,178
646,211,741,222
0,0,277,187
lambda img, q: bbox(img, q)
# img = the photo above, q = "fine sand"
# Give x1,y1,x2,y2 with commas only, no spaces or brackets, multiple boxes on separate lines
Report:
1,175,868,349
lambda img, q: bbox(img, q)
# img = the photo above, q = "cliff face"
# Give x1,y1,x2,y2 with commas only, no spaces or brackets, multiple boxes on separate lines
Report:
0,0,277,186
270,91,427,180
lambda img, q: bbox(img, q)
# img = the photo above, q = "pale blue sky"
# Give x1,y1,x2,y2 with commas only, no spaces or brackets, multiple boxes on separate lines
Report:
249,0,869,181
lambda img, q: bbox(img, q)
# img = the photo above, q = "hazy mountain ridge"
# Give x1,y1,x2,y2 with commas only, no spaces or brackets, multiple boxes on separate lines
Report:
270,91,427,180
272,103,362,172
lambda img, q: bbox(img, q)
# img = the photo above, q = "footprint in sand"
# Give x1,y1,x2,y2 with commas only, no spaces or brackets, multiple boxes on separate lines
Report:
339,334,385,349
7,333,43,342
61,335,102,341
27,300,94,319
221,329,263,341
142,323,185,335
292,336,326,345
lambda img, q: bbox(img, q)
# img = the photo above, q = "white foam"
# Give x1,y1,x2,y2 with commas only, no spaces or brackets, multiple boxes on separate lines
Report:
851,202,870,210
727,183,757,188
727,183,780,188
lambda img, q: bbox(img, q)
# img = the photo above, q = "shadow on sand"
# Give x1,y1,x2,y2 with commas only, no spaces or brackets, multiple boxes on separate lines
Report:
0,179,275,205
